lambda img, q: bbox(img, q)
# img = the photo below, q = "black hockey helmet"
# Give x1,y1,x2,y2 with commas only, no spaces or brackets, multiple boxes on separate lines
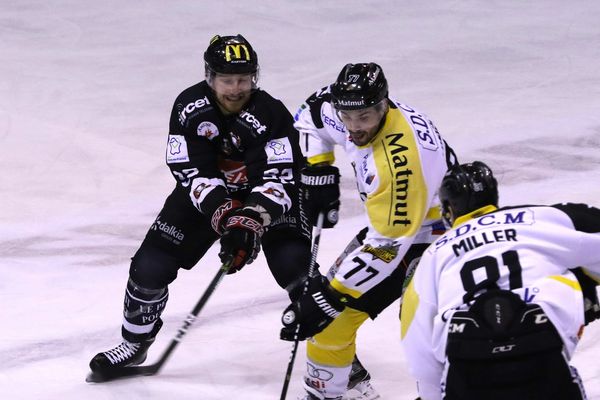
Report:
439,161,499,224
204,34,259,75
330,63,388,111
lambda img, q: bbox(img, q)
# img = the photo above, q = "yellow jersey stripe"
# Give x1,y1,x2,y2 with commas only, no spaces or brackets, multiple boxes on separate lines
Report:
549,275,582,291
400,278,419,339
307,152,335,165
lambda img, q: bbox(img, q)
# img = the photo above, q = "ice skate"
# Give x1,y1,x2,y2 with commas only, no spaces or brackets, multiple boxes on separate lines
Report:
344,379,380,400
344,356,381,400
88,319,162,381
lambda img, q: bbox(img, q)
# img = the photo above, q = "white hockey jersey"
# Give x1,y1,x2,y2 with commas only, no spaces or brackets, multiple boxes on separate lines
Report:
400,203,600,400
294,86,455,300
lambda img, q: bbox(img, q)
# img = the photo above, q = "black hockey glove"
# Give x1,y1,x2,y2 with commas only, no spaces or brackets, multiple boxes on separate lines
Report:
300,164,340,228
219,208,264,273
210,199,242,235
280,275,344,341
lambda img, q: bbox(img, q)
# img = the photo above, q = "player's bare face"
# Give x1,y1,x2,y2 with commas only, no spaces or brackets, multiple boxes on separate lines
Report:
338,105,386,146
211,73,254,114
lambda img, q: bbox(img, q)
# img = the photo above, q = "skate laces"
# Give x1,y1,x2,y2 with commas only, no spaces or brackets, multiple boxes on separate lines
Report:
103,341,141,364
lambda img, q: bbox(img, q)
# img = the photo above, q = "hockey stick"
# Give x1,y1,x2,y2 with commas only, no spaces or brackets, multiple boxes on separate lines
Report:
279,212,324,400
86,259,233,383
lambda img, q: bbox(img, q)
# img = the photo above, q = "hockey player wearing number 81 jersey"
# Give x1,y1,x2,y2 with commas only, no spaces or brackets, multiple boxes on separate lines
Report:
401,161,600,399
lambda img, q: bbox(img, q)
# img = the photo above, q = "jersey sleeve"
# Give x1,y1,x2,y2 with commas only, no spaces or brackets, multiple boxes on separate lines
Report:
552,203,600,233
166,89,228,218
294,87,340,165
400,251,444,400
552,203,600,280
242,98,300,224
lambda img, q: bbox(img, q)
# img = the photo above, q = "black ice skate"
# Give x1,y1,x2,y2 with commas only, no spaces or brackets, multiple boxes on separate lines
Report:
88,319,163,379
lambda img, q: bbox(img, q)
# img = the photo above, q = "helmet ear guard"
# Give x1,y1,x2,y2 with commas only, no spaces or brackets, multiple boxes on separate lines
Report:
330,62,388,111
439,161,498,225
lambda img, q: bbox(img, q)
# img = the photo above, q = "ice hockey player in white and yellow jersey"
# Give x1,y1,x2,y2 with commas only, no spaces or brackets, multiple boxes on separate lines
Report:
279,63,457,400
401,161,600,400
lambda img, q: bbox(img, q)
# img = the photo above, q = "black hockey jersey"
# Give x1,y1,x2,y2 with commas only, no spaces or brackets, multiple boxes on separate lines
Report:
165,81,303,225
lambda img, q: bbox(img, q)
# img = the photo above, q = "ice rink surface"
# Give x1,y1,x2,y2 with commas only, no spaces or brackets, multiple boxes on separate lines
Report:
1,1,600,399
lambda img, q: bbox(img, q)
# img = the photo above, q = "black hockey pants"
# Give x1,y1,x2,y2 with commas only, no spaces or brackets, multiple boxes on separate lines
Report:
122,186,312,338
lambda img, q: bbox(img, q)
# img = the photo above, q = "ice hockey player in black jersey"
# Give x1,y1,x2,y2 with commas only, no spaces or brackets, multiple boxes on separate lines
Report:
88,34,312,378
401,161,600,400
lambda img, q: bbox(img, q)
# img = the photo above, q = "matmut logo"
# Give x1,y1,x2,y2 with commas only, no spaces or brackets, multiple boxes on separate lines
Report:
337,98,366,107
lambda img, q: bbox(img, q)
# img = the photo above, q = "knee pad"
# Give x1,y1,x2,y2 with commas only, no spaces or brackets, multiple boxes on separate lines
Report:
129,245,180,288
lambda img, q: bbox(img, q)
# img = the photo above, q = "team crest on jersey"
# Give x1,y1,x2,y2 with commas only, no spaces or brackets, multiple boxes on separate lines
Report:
166,135,190,164
218,158,248,185
197,121,219,140
230,132,243,150
361,244,398,263
265,137,293,164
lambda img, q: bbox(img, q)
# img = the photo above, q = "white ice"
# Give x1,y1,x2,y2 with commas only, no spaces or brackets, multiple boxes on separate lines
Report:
2,1,600,399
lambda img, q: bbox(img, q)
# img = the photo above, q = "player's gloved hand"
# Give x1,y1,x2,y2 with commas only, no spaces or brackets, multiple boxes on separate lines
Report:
280,275,344,341
211,199,242,235
219,208,264,273
300,164,340,228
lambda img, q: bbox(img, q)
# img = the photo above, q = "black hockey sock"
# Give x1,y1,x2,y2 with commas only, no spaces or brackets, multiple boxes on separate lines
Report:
122,278,168,342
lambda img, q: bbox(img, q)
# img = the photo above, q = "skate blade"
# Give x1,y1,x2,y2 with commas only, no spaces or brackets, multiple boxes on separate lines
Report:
85,368,133,383
86,371,108,383
85,364,158,383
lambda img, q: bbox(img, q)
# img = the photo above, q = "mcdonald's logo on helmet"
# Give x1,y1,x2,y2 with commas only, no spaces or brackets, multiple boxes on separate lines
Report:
225,44,251,62
204,34,259,75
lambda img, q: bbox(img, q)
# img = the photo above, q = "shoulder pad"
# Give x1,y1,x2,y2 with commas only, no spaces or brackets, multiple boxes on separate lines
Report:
303,86,332,129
